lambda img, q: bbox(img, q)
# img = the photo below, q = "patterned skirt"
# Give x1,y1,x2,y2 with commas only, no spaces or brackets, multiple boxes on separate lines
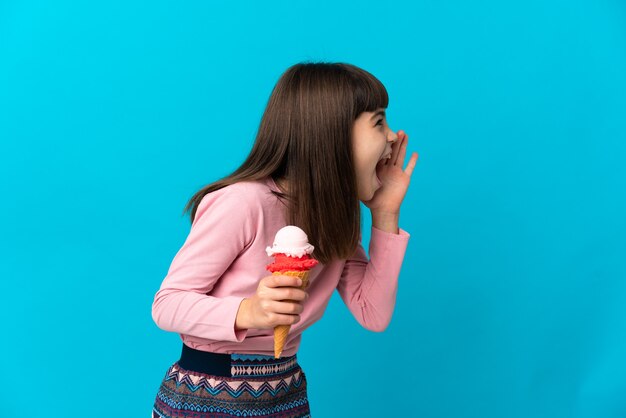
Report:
152,343,311,417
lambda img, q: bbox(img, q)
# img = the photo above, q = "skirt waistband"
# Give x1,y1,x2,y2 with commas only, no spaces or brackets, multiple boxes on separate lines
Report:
177,343,299,378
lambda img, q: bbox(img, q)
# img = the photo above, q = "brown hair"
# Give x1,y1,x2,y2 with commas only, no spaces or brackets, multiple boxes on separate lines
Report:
182,61,389,264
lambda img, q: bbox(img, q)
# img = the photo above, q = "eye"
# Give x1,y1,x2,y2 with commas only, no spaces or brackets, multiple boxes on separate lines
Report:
375,119,384,127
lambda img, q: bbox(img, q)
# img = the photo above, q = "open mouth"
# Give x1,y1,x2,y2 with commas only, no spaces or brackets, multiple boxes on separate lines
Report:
374,160,385,186
372,152,390,188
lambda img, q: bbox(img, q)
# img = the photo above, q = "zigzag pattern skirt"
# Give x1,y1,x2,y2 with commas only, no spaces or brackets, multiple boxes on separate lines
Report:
152,343,311,417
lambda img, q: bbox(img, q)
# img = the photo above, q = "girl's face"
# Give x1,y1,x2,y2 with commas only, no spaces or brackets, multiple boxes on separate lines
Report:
352,108,398,201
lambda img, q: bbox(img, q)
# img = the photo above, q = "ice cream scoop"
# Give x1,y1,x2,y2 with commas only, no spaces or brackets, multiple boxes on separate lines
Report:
266,225,315,258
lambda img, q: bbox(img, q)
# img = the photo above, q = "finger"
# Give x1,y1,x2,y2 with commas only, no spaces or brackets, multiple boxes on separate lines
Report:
268,312,300,326
273,287,307,302
389,134,404,165
268,274,303,288
391,136,407,166
264,287,304,303
394,135,408,166
404,152,419,176
271,300,304,315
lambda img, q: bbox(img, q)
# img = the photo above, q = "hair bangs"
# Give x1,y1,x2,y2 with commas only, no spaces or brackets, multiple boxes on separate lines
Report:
343,65,389,116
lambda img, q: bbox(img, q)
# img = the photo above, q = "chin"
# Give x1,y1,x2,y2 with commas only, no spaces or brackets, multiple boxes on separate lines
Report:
358,187,372,202
358,177,380,201
363,184,378,201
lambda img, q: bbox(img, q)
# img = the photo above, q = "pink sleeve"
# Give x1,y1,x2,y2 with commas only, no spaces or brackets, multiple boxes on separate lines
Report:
151,187,257,342
336,226,410,332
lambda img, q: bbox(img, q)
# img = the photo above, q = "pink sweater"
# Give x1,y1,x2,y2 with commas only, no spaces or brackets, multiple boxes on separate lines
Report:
151,176,410,357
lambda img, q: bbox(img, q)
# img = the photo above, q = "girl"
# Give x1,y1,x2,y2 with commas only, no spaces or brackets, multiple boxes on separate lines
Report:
151,61,418,418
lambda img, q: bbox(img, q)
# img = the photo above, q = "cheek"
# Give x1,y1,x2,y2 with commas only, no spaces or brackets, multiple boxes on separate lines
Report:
352,136,382,173
352,150,369,172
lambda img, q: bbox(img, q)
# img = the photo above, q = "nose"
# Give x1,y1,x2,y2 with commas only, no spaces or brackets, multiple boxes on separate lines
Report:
387,130,398,143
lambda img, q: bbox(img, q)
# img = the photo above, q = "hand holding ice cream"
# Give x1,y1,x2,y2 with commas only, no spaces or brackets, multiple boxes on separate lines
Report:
235,275,308,331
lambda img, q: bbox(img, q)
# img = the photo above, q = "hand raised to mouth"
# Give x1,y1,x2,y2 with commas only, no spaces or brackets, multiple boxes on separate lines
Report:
363,130,418,215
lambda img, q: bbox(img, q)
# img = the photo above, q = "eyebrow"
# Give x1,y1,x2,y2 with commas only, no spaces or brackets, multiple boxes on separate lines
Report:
370,109,386,121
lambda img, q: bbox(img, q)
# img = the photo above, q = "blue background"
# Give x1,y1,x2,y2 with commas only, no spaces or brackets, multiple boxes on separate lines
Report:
1,1,625,417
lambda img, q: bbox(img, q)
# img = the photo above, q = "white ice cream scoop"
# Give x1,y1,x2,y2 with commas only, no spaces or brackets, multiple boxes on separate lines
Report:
266,225,315,258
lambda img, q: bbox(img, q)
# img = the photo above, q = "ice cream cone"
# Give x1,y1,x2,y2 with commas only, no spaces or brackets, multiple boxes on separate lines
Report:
272,270,309,358
266,225,318,359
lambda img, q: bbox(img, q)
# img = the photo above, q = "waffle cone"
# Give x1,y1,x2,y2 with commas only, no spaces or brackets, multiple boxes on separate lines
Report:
271,270,310,358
